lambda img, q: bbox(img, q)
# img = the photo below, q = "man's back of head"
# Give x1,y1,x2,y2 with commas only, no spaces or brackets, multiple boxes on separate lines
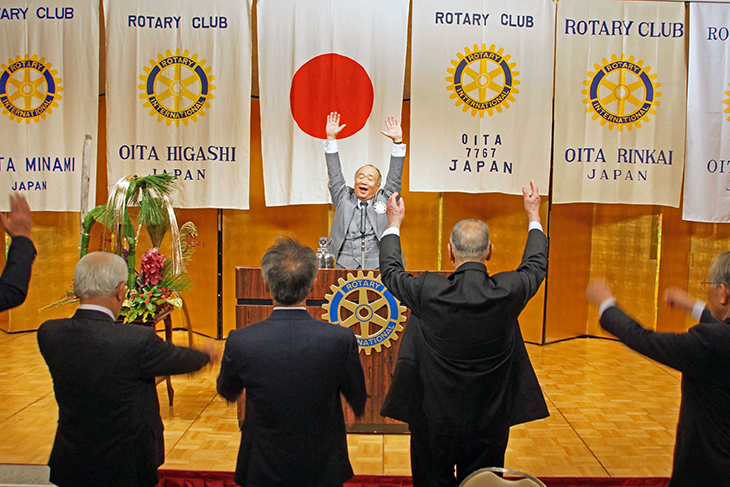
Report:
449,219,491,265
74,252,127,301
261,237,318,305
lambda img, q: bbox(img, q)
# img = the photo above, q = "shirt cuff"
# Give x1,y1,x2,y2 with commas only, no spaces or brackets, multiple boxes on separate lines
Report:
528,221,543,233
691,300,706,321
381,227,400,238
324,140,338,154
598,297,617,317
392,144,406,158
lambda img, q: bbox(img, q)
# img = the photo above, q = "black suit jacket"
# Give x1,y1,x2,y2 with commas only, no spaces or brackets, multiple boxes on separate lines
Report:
601,306,730,487
37,309,210,487
378,230,549,437
217,309,367,487
0,236,35,311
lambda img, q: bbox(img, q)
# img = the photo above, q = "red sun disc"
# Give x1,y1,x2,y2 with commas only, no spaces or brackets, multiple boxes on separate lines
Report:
290,53,374,140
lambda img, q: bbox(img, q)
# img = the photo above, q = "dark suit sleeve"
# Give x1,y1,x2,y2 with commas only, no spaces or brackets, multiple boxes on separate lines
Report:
601,306,715,376
514,229,548,307
138,329,209,378
0,236,36,312
382,151,405,196
216,336,245,402
340,332,367,417
378,233,422,313
700,307,718,324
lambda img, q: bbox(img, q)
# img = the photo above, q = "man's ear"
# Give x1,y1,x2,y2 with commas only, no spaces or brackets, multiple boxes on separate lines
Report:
116,282,127,301
485,243,494,262
448,243,455,264
721,283,729,306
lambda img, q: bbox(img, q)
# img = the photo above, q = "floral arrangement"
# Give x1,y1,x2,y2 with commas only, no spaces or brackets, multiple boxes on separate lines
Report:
43,174,203,323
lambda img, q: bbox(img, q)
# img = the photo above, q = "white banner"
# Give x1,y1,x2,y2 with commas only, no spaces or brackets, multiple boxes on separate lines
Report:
552,0,686,206
0,0,98,211
683,3,730,222
104,0,251,209
410,0,555,195
258,0,409,206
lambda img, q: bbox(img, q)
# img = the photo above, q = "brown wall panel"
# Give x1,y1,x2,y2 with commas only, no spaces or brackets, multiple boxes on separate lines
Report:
656,205,692,333
587,205,659,338
441,192,548,344
544,203,593,343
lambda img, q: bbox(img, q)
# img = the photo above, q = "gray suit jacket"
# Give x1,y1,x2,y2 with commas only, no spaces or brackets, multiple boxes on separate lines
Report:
326,150,404,265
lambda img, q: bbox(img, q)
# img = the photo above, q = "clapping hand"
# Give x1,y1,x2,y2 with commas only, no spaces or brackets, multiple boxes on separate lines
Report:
664,287,697,313
586,279,613,306
326,112,346,141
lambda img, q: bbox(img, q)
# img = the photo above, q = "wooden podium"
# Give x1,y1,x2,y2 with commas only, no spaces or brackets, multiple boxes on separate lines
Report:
235,267,446,433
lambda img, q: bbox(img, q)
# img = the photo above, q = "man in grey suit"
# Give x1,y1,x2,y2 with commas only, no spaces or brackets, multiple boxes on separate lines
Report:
324,111,405,269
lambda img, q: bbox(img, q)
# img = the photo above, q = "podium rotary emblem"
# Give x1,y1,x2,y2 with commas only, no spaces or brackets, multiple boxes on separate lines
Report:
0,54,62,124
582,54,661,131
139,49,215,127
322,271,406,355
446,44,519,118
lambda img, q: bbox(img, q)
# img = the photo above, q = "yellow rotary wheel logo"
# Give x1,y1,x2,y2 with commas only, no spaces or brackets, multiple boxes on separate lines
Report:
0,54,62,124
446,43,520,118
322,271,406,355
723,83,730,121
582,54,661,131
139,49,215,127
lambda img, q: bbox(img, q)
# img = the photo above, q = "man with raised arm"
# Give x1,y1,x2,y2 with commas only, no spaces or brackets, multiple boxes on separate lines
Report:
377,182,549,486
324,111,405,269
0,193,36,311
587,257,730,487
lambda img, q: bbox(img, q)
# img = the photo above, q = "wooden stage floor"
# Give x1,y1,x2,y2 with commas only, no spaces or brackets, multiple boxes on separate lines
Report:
0,330,681,478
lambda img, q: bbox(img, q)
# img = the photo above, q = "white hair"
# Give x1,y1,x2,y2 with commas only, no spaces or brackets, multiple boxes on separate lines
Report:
74,252,128,299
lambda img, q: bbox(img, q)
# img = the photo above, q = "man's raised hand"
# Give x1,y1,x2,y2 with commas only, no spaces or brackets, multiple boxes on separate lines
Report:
380,116,402,143
0,193,32,239
326,112,346,141
386,192,405,229
522,180,541,224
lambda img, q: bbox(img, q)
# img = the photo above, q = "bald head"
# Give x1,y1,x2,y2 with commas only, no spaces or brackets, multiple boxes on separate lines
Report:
74,252,128,299
449,219,491,263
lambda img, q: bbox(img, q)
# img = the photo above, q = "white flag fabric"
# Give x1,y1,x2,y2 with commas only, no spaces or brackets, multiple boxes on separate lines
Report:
410,0,555,195
683,3,730,223
104,0,251,209
552,0,686,207
258,0,409,206
0,0,98,211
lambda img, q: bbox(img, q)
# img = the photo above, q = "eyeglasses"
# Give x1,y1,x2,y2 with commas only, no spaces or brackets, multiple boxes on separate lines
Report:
701,281,719,291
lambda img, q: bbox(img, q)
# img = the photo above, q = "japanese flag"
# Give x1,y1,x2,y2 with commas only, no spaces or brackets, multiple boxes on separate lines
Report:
257,0,409,206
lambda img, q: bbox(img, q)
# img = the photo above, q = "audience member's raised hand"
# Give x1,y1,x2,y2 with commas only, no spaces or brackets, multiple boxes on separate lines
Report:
586,279,613,306
522,180,540,224
664,287,697,312
0,193,32,239
386,192,405,229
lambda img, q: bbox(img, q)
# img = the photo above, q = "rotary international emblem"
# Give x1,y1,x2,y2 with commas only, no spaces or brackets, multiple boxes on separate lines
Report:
446,43,519,118
582,54,661,131
723,83,730,122
322,271,406,355
0,54,62,124
139,48,215,127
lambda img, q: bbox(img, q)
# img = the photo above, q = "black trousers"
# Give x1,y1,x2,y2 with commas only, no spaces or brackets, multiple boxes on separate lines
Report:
409,427,510,487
